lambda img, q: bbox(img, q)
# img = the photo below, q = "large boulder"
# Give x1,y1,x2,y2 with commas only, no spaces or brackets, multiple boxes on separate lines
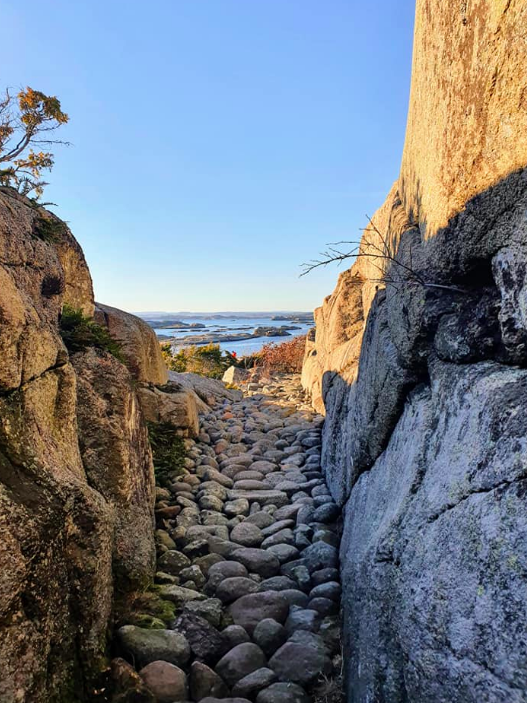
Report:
137,382,200,438
95,302,168,385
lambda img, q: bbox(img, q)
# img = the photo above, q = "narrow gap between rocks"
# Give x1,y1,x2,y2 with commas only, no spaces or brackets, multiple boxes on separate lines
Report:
117,373,344,703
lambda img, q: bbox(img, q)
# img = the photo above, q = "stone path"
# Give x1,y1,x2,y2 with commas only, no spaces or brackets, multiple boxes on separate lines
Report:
118,373,342,703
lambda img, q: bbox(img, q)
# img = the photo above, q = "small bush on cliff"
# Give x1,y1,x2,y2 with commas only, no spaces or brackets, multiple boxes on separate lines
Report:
255,335,307,374
31,213,69,242
161,343,234,379
0,86,69,198
147,421,185,486
59,304,124,361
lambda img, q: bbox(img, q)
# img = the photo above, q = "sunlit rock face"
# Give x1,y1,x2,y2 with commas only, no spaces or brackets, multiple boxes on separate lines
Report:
302,1,527,700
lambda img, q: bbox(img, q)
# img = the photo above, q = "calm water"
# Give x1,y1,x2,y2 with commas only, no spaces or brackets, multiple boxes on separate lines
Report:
152,317,313,356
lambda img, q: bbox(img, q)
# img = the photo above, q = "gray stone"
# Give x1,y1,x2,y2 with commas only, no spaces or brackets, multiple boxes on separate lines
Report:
229,592,290,635
269,631,331,686
309,582,341,602
231,522,264,547
157,550,191,576
285,607,321,634
230,548,281,578
258,576,297,592
215,643,267,687
301,543,338,572
253,619,288,657
222,625,252,648
256,682,310,703
245,511,275,529
217,577,259,603
232,668,277,699
266,544,300,564
184,598,224,628
118,626,191,669
190,661,229,701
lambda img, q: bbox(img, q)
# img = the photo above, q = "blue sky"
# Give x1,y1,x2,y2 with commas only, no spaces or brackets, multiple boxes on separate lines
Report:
2,0,415,312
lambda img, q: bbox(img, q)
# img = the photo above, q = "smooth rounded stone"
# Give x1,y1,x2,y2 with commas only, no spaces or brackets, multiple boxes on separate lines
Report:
263,473,288,488
139,661,188,703
245,511,275,529
253,619,288,657
295,506,314,526
256,682,311,703
294,532,311,551
190,661,229,701
312,494,333,508
118,626,191,669
234,479,268,491
235,470,265,481
250,502,263,515
173,612,228,664
251,461,279,475
285,607,322,634
278,590,310,608
217,577,259,603
171,482,194,494
273,504,301,521
184,599,224,628
221,456,254,469
229,592,290,635
261,520,295,538
194,553,225,576
308,597,338,617
290,566,311,592
268,631,331,686
155,571,179,586
232,668,277,699
202,512,230,527
156,529,177,550
229,490,289,508
203,468,234,488
183,538,210,559
282,453,305,467
261,529,295,549
302,543,338,572
266,544,299,565
157,584,206,606
223,464,252,480
222,624,252,648
202,698,252,703
225,499,251,517
274,481,303,495
206,560,249,594
231,522,264,547
230,548,281,578
200,456,220,469
215,643,267,687
199,495,225,512
309,581,341,602
291,492,310,503
258,576,297,592
208,537,241,559
312,503,340,523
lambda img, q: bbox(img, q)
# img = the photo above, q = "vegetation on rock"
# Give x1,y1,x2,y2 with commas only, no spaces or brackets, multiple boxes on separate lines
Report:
161,342,235,379
0,86,69,198
254,334,307,374
147,421,186,486
59,304,124,361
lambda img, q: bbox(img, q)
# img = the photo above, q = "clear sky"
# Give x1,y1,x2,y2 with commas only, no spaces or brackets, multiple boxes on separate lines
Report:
1,0,415,313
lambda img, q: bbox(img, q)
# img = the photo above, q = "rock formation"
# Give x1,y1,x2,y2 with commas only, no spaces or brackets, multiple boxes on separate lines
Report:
0,188,201,702
302,1,527,701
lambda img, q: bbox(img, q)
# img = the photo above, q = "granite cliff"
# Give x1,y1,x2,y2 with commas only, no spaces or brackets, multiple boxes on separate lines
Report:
302,1,527,701
0,187,201,702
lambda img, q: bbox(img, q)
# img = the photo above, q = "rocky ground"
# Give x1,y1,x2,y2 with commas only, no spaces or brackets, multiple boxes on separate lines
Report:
116,373,342,703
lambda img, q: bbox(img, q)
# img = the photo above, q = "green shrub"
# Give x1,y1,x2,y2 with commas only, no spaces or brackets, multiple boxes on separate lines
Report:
59,304,124,361
32,214,69,243
147,421,186,486
161,342,233,379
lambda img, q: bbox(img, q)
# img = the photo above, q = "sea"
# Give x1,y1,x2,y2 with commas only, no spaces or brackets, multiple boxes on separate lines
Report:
150,316,314,356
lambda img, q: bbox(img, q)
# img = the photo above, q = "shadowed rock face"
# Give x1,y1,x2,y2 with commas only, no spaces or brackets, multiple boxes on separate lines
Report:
302,1,527,701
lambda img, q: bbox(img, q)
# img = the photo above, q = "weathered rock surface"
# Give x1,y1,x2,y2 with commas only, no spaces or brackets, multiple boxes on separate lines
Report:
0,189,157,702
301,2,527,702
95,302,168,385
